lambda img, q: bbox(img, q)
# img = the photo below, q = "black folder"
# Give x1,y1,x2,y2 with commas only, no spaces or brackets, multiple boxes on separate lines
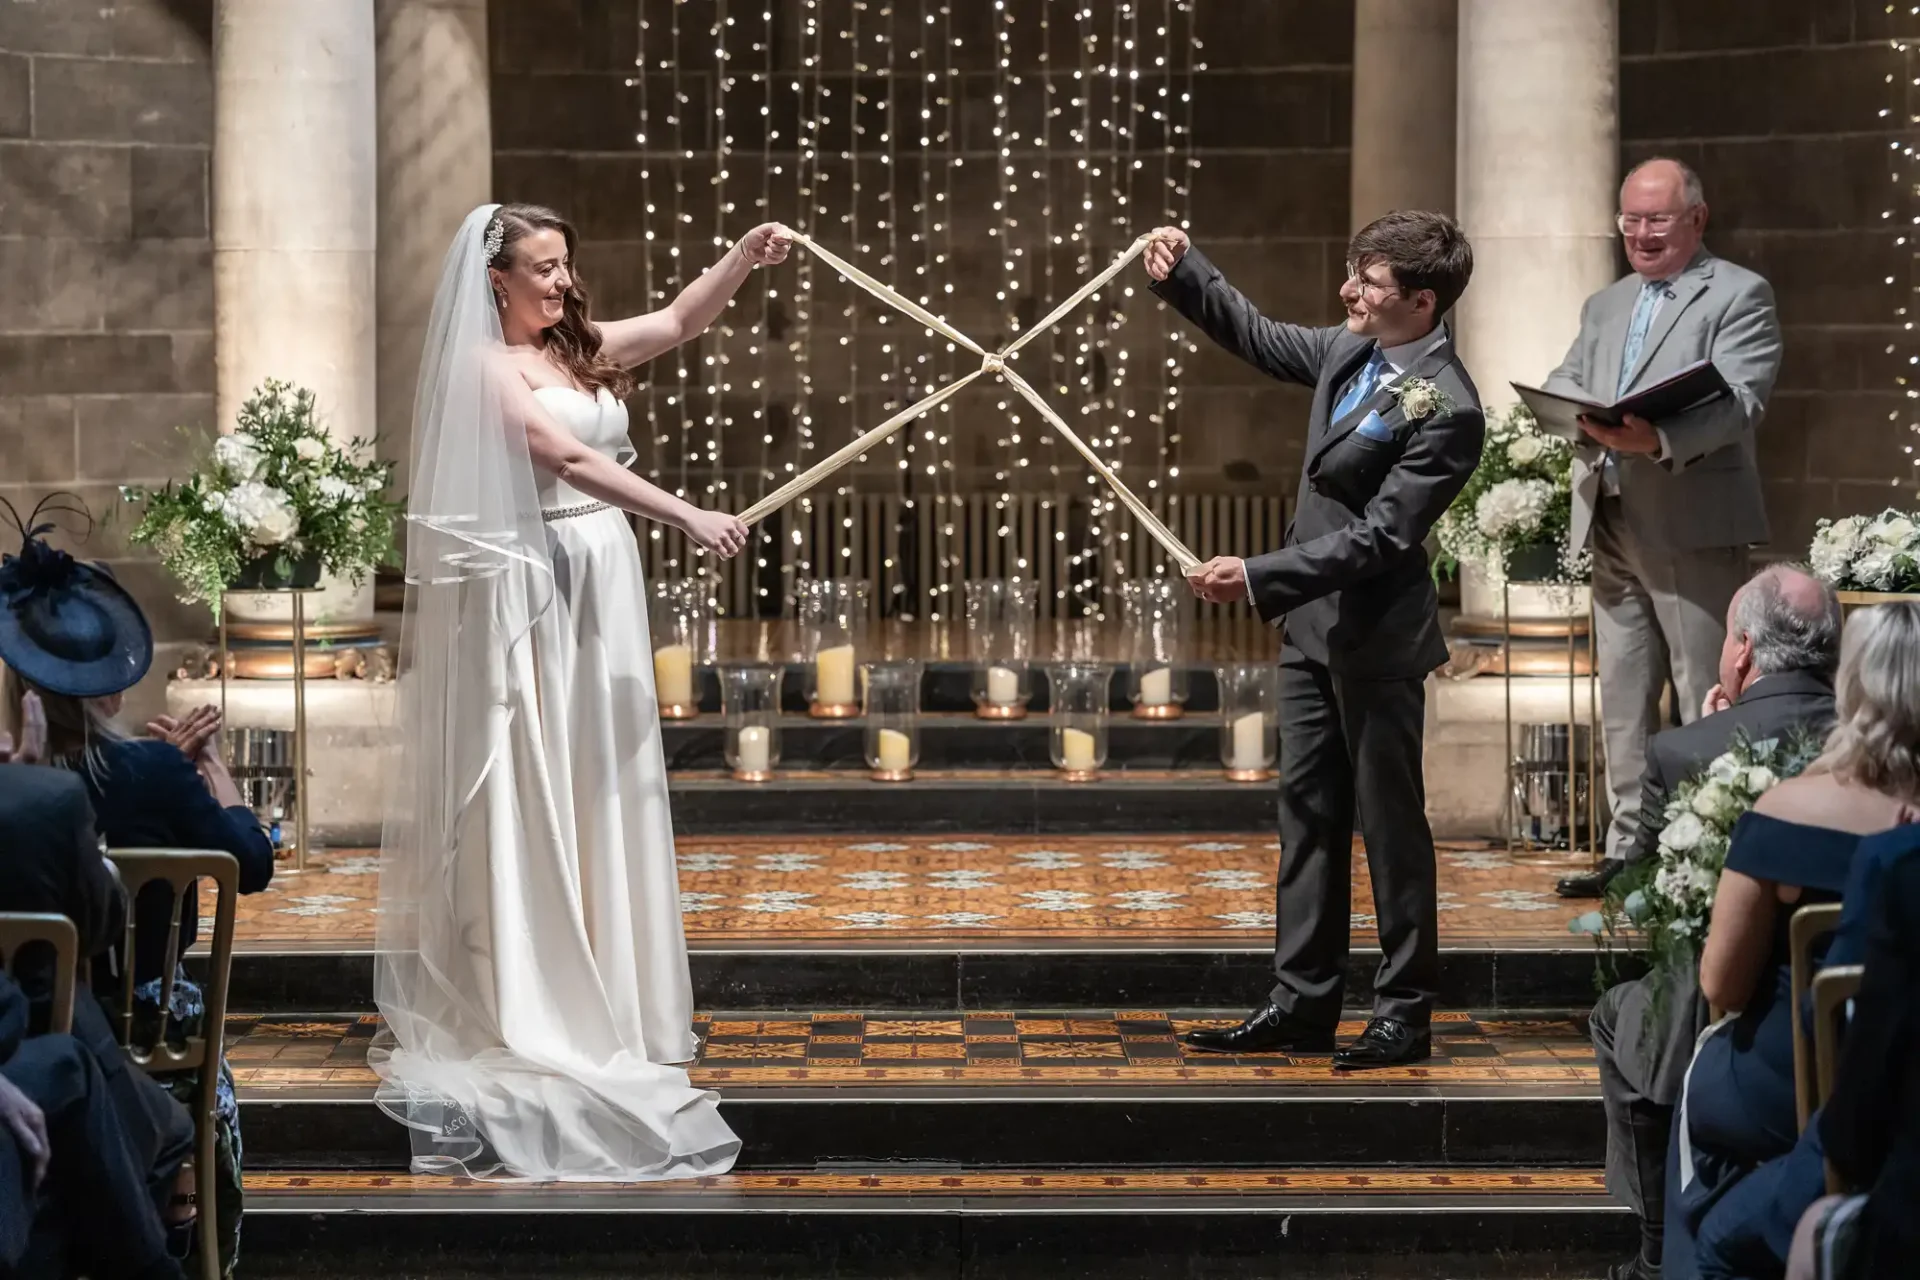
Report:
1509,360,1732,443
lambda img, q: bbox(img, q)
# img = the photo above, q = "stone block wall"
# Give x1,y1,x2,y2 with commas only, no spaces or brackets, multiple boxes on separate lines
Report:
0,0,215,654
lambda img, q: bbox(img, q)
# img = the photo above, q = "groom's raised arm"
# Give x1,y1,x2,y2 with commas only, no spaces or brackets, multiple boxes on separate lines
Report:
1148,245,1337,388
1244,400,1485,623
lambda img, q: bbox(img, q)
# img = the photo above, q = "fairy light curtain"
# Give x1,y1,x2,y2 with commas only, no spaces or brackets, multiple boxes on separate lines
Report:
629,0,1202,616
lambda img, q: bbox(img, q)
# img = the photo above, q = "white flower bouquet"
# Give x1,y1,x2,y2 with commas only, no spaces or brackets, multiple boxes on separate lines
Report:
121,379,402,615
1571,732,1822,995
1808,509,1920,593
1435,402,1588,583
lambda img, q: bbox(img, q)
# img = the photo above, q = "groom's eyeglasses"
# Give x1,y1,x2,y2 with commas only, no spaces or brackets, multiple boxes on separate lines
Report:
1343,261,1405,300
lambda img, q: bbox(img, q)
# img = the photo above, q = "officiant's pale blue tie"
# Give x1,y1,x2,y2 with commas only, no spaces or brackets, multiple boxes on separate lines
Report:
1602,279,1670,494
1334,346,1386,420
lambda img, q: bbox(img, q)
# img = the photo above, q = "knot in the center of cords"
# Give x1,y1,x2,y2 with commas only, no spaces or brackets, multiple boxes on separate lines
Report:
981,353,1006,376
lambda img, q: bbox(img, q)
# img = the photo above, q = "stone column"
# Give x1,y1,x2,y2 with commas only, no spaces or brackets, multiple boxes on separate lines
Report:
1454,0,1618,407
376,0,491,500
213,0,378,621
1350,0,1458,230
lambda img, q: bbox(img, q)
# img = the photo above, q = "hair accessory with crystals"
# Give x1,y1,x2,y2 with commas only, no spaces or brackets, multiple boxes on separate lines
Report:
482,213,506,265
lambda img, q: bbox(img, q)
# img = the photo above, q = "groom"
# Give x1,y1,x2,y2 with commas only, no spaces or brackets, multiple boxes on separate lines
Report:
1146,212,1482,1069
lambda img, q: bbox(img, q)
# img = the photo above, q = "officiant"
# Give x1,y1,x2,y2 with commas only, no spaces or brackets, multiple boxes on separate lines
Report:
1547,157,1784,901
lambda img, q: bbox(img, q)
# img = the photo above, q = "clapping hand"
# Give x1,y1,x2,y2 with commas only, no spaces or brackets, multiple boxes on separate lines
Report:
0,690,48,764
736,223,794,267
1699,683,1734,719
1143,226,1190,281
148,703,224,765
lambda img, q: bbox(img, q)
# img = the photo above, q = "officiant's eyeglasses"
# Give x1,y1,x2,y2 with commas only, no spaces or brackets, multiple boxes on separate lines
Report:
1616,212,1683,235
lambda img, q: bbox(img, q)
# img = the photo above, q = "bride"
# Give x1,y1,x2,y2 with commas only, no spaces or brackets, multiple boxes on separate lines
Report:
373,202,790,1180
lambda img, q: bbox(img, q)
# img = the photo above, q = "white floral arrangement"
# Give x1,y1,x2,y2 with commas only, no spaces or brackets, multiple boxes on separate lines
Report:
1808,509,1920,593
121,379,402,615
1435,402,1589,583
1572,732,1821,994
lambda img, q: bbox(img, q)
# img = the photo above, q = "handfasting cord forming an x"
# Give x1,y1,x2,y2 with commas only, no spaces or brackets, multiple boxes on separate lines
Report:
737,231,1201,575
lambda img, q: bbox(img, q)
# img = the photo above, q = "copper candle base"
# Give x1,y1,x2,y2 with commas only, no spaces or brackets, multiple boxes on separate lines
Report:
1131,702,1184,720
870,768,914,783
975,701,1028,720
657,703,699,720
809,702,860,719
1057,768,1100,783
1223,768,1277,783
731,769,773,783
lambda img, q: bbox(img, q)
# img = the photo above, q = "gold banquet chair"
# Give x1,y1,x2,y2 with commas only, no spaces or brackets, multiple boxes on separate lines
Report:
1788,902,1844,1132
1811,963,1866,1195
0,912,78,1034
107,849,239,1280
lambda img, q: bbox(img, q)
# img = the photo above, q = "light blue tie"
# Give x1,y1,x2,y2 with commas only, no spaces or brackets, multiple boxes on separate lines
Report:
1617,279,1668,398
1334,347,1386,420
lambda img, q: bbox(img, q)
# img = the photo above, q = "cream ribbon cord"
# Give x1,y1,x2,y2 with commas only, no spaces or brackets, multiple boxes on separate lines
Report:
737,231,1201,575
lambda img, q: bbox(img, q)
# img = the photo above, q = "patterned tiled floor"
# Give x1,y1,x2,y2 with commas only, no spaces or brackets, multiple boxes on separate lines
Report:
228,1011,1596,1092
233,836,1591,948
245,1167,1607,1196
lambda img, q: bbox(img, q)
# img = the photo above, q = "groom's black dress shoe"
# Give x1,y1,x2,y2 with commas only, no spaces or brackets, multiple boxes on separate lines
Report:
1557,858,1624,899
1331,1017,1431,1070
1182,1003,1336,1054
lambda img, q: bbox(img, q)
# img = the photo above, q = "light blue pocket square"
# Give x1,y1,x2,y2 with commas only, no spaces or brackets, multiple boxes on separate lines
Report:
1354,410,1394,441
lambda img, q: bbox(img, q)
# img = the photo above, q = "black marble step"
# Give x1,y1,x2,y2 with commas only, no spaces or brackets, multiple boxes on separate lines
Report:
665,770,1279,833
241,1086,1603,1173
218,943,1625,1017
242,1170,1629,1279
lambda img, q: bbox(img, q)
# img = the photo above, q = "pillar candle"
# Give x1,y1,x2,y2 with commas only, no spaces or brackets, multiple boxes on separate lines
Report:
876,727,912,772
1138,666,1173,706
1229,711,1266,771
986,665,1020,705
1060,727,1097,772
815,643,856,706
735,725,771,774
653,643,694,708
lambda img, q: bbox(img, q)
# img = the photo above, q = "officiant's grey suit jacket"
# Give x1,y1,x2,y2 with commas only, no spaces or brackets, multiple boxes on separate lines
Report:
1151,247,1485,679
1544,248,1781,552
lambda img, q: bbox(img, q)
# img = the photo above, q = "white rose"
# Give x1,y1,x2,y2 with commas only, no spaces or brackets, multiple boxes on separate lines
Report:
225,480,299,547
1744,766,1777,794
1398,380,1437,419
1706,752,1743,784
214,432,267,482
1691,780,1741,825
1854,547,1899,590
1808,515,1867,584
293,437,327,464
1659,811,1706,853
1505,434,1546,467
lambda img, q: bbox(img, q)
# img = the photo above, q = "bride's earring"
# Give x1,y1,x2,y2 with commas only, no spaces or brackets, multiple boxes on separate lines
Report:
493,289,506,309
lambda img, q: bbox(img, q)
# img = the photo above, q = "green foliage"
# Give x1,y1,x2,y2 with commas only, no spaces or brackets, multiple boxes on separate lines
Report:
120,379,404,617
1433,403,1588,585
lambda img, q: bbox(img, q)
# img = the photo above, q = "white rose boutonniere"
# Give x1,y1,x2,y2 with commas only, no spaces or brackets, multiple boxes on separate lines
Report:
1391,376,1453,421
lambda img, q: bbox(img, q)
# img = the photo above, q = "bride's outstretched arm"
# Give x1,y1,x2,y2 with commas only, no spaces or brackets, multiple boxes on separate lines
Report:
596,223,792,369
493,362,748,557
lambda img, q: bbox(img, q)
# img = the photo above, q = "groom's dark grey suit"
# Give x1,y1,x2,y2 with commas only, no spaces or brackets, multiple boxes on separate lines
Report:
1150,247,1485,1029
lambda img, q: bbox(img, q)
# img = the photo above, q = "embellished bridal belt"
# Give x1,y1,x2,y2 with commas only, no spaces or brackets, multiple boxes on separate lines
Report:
540,500,612,522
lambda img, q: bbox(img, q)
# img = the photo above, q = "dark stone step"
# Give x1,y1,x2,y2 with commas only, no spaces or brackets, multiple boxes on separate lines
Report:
662,713,1241,771
242,1090,1603,1173
241,1170,1631,1279
218,944,1626,1016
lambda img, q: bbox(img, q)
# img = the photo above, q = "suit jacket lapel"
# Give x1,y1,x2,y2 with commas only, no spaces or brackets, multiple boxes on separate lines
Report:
1621,252,1716,397
1310,331,1454,467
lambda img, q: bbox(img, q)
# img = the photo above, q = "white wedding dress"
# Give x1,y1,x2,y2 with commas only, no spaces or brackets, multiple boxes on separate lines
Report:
373,382,740,1181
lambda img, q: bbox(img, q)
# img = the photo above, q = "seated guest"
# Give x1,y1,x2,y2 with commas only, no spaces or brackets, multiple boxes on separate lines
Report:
0,518,271,1277
1588,564,1841,1280
0,970,186,1280
1666,600,1920,1279
1788,847,1920,1280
